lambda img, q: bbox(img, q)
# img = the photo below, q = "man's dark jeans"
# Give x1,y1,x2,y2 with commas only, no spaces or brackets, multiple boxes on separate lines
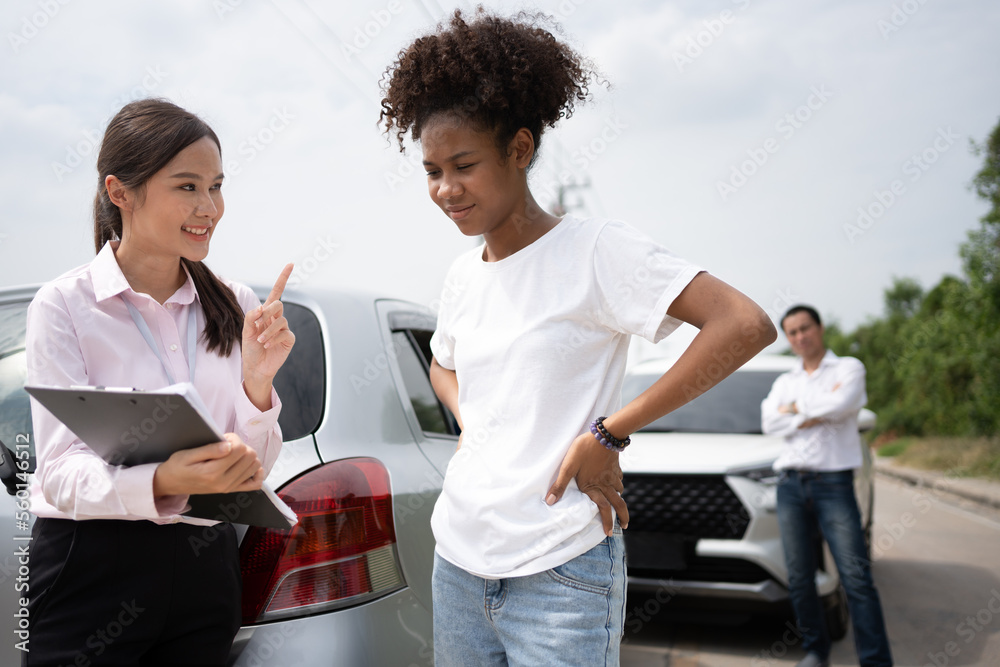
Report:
776,469,893,667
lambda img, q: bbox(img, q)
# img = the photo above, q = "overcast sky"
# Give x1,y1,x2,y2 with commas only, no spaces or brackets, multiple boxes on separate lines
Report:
2,0,998,357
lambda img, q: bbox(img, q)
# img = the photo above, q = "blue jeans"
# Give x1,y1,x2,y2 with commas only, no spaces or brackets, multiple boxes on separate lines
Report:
776,469,893,667
432,530,626,667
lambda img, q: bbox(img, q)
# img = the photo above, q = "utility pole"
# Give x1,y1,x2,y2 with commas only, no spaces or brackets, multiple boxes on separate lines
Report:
551,178,591,216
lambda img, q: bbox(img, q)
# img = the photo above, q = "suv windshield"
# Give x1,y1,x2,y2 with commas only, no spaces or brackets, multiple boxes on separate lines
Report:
623,369,783,434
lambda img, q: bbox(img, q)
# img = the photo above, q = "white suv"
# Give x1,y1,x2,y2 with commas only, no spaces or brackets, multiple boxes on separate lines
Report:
619,354,875,638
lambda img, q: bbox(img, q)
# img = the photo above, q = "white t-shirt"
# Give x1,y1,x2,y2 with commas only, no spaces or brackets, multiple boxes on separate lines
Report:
429,216,703,578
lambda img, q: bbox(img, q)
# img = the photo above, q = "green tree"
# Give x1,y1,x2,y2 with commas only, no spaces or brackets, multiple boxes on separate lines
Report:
963,118,1000,435
834,117,1000,439
884,277,923,319
964,117,1000,303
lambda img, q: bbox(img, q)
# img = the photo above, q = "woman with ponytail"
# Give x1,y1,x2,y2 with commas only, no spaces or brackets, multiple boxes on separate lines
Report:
24,98,295,665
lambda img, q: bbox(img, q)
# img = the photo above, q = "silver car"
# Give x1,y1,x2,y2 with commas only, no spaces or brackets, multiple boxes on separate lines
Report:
0,285,457,666
619,354,875,639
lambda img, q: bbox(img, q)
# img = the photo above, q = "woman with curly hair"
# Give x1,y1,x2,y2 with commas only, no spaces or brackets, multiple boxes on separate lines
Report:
380,9,776,665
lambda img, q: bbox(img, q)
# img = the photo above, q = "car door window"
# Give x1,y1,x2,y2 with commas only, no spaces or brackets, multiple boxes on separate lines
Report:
390,330,455,436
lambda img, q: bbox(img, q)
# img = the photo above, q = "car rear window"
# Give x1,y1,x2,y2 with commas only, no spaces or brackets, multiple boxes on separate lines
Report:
623,370,783,434
271,302,325,441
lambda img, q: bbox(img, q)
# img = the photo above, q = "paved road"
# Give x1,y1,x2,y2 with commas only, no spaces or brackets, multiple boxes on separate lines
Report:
621,475,1000,666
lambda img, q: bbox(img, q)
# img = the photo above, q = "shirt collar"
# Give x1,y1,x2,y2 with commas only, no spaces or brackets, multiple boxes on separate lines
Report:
792,348,838,375
91,241,198,306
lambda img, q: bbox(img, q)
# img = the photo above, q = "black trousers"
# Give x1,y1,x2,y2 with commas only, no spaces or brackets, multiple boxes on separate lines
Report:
24,517,241,666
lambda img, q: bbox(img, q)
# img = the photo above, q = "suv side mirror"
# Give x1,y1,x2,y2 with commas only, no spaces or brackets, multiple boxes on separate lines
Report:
858,409,877,433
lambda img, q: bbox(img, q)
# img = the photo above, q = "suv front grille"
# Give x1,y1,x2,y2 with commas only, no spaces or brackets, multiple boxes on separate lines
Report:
623,474,749,540
630,557,774,584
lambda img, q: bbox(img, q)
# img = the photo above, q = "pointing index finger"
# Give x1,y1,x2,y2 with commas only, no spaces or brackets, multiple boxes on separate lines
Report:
265,263,294,307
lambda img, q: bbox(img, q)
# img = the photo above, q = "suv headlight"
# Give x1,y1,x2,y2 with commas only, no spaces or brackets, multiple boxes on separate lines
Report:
728,464,780,512
728,463,780,486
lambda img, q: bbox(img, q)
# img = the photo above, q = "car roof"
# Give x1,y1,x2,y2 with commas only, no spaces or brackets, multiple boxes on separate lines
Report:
0,282,425,315
628,352,799,375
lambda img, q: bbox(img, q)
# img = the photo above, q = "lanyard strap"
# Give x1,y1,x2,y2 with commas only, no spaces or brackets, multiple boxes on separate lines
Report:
123,297,198,385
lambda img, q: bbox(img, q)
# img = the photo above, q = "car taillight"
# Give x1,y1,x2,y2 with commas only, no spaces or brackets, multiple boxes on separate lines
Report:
239,457,404,624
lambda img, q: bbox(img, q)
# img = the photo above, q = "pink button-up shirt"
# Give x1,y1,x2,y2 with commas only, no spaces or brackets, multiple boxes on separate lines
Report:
26,242,283,524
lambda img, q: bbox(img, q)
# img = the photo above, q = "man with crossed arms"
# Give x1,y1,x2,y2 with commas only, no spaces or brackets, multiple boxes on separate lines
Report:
761,305,893,667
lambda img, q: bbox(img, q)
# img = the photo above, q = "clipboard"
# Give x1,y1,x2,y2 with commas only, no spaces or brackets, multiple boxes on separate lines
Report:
25,383,297,530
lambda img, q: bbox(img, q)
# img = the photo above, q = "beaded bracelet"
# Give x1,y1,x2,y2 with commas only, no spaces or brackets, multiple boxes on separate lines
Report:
589,416,631,452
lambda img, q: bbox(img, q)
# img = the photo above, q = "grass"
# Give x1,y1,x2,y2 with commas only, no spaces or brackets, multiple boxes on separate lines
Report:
875,436,1000,481
874,437,912,458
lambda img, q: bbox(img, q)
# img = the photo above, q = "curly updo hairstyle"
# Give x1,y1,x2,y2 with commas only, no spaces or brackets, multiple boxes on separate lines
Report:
379,8,598,165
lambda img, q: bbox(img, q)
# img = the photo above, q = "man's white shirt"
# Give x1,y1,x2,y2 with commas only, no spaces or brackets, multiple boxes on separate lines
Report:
761,350,867,471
